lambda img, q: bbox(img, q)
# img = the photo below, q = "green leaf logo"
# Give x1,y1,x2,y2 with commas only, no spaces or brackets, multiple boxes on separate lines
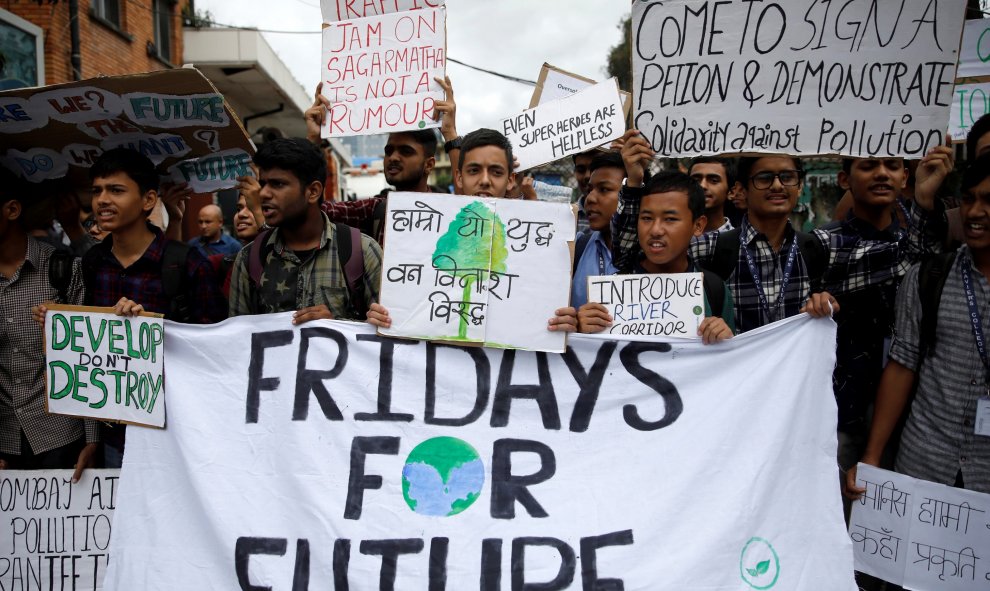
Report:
746,568,759,577
418,121,427,128
756,560,770,575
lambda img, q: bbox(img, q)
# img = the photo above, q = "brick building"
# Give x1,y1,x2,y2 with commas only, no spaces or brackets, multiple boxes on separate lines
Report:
2,0,188,86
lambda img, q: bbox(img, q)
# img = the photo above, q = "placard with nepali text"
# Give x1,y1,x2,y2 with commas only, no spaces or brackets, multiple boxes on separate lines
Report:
378,192,574,352
0,69,254,191
633,0,967,158
503,78,625,171
101,313,857,589
320,7,446,137
0,469,119,591
587,273,705,339
44,305,166,428
850,464,990,590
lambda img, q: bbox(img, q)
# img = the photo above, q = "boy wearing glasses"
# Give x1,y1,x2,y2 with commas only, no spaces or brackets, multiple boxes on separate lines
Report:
613,137,952,333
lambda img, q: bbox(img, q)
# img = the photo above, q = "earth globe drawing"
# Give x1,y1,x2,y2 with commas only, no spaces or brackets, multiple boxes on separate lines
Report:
401,437,485,517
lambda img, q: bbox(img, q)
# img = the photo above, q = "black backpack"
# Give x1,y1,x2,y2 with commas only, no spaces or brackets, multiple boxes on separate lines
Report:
917,251,958,359
706,227,830,292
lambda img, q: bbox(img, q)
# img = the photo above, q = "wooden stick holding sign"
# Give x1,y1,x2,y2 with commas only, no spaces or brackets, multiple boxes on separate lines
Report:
587,273,705,338
44,304,166,429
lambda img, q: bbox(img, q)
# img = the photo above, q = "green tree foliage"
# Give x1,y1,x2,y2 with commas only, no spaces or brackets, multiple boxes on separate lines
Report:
606,15,633,94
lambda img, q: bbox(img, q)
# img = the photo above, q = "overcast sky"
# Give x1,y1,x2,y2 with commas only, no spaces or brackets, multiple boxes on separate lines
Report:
195,1,631,133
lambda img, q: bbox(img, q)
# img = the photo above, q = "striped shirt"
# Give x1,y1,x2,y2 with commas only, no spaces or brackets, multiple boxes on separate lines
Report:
0,237,99,455
228,214,383,320
890,246,990,493
613,185,937,332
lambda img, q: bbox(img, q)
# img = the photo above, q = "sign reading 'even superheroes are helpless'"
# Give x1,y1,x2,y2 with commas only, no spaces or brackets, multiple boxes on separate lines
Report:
377,192,575,353
632,0,967,158
320,4,446,137
850,464,990,590
44,306,166,428
587,273,705,338
101,313,857,589
0,69,254,192
0,469,120,591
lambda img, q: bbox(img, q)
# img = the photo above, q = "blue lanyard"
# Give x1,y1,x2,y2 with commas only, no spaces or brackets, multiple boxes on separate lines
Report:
960,254,990,385
596,240,608,275
895,199,912,241
741,222,799,321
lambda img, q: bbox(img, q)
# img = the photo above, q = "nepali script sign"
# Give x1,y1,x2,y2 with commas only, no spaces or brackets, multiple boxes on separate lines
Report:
44,306,166,428
378,192,575,353
1,469,120,591
632,0,967,158
502,79,625,171
102,313,856,590
320,6,446,137
850,464,990,590
587,273,705,339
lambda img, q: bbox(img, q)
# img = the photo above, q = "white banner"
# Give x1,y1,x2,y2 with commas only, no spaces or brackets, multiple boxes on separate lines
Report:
320,8,446,137
850,464,990,590
633,0,967,158
0,469,120,591
102,313,855,590
958,19,990,81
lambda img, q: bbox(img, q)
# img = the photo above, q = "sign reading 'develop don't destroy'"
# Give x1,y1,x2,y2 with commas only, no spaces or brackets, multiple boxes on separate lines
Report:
503,78,625,171
44,306,166,428
633,0,967,158
587,273,705,338
320,4,446,137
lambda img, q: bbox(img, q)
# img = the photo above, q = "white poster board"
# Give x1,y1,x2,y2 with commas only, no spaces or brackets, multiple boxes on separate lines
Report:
502,79,625,171
587,273,705,338
958,19,990,81
632,0,967,158
0,469,119,591
44,306,166,428
378,192,575,352
850,464,990,589
949,82,990,140
101,313,856,590
529,63,632,117
320,8,446,137
320,0,443,22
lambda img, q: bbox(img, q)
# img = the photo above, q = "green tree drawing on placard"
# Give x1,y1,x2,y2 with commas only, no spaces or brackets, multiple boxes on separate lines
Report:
432,201,508,339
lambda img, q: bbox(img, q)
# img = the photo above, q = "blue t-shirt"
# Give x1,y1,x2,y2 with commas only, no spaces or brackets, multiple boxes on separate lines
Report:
572,230,617,308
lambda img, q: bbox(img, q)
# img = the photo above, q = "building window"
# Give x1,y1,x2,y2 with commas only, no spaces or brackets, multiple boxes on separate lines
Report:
153,0,173,62
0,8,45,89
92,0,121,27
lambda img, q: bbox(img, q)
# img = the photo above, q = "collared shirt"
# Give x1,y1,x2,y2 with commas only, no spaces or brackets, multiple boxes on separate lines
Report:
0,237,99,455
612,185,937,333
712,216,733,234
228,213,383,319
890,246,990,493
83,225,227,323
826,211,904,431
571,230,617,308
189,232,243,258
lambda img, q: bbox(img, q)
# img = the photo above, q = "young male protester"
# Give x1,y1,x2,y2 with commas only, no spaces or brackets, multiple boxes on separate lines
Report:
33,148,227,467
303,77,458,245
228,137,383,322
846,154,990,496
367,128,577,333
189,203,242,257
572,150,596,233
0,170,97,479
577,171,735,344
612,131,952,333
688,156,737,234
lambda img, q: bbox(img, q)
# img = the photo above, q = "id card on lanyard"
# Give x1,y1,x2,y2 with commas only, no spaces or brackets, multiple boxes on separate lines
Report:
961,254,990,437
742,223,799,322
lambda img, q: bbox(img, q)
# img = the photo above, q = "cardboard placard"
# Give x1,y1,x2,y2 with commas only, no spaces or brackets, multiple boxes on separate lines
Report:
949,82,990,141
320,0,444,22
502,79,625,171
44,305,166,428
957,18,990,82
529,62,632,117
0,69,254,190
320,8,446,137
587,273,705,339
377,192,575,352
632,0,967,158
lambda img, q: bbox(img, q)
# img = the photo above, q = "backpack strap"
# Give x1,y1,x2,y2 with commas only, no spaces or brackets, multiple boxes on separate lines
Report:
369,197,388,244
248,228,273,286
334,222,368,318
707,227,740,280
796,231,829,292
701,268,725,318
161,241,192,322
572,230,593,274
47,250,75,303
918,251,957,357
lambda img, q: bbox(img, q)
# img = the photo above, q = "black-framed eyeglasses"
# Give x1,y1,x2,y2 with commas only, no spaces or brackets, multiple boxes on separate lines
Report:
750,170,803,190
